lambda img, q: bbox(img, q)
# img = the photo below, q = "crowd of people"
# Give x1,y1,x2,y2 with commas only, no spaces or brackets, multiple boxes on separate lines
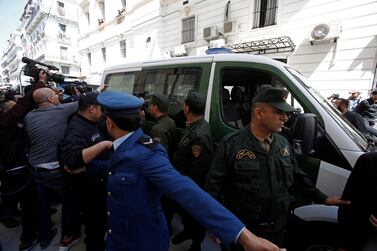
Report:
330,89,377,137
0,70,375,251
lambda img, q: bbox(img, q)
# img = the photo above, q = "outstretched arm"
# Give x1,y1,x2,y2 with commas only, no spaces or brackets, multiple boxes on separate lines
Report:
238,229,286,251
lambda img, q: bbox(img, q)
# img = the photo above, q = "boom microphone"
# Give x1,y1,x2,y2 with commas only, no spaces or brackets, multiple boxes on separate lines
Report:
21,57,59,71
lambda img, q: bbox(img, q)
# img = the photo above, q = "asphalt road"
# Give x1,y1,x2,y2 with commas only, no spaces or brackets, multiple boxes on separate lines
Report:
0,205,221,251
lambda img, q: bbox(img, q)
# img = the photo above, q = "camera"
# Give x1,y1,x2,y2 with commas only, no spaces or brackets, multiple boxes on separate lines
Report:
60,81,92,96
22,57,65,83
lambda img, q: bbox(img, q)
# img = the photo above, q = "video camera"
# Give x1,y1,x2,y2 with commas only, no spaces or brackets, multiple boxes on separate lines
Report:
60,80,92,96
22,57,65,83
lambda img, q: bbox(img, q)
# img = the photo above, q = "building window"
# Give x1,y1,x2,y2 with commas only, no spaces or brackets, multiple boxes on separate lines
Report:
61,66,70,75
120,40,126,58
99,1,105,19
60,46,68,60
253,0,278,29
102,47,106,62
57,1,65,16
59,23,66,33
87,53,91,66
85,12,90,26
181,16,195,44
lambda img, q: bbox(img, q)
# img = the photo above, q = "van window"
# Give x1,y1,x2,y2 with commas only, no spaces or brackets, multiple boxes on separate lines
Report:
141,67,202,128
104,72,139,93
220,68,285,129
219,67,350,168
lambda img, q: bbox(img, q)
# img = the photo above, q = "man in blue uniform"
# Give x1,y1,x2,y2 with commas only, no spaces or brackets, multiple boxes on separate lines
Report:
89,91,285,251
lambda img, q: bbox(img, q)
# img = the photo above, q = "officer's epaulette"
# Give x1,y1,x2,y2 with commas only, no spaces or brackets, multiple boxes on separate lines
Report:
222,130,240,143
137,136,158,149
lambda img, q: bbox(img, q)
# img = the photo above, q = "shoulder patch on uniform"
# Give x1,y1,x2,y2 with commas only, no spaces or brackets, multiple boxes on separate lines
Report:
91,133,101,142
236,149,256,160
191,145,201,158
137,136,158,149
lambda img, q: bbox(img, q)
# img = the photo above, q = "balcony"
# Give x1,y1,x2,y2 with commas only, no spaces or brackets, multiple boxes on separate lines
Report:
45,55,79,66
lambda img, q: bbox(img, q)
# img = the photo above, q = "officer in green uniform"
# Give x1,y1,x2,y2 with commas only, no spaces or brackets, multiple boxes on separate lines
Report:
148,93,177,234
172,92,213,251
205,87,350,249
148,94,177,159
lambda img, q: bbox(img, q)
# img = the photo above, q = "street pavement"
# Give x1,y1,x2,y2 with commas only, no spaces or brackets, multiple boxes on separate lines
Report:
0,205,221,251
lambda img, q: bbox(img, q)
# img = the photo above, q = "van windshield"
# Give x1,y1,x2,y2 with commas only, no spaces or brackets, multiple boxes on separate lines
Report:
286,67,368,151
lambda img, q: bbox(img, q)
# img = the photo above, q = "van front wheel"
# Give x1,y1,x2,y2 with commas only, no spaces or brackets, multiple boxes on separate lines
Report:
287,215,338,251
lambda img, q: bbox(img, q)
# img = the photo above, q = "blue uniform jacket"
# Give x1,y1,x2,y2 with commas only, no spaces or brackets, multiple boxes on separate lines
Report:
90,128,244,251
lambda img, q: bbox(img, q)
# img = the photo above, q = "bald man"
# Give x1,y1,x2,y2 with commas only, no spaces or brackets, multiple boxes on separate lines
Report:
24,88,78,249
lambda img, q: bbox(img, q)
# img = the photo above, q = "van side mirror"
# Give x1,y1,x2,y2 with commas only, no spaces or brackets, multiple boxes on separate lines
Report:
291,113,317,156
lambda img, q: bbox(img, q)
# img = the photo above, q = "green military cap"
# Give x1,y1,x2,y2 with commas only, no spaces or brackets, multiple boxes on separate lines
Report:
185,91,206,114
150,93,169,112
252,87,296,112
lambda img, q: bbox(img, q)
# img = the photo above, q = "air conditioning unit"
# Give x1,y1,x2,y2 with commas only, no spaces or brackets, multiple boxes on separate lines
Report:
309,23,342,45
223,21,236,34
209,38,226,48
203,26,218,41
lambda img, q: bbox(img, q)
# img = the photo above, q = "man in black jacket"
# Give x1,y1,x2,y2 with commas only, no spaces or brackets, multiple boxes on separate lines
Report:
60,92,110,251
338,152,377,251
335,98,368,134
0,70,47,251
354,89,377,126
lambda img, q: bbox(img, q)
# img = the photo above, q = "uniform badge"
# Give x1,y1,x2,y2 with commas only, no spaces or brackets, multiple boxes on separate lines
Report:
91,133,100,142
280,146,290,156
236,149,256,160
191,145,201,158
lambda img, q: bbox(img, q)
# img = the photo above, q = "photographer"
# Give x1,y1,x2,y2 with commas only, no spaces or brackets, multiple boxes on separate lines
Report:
0,69,47,251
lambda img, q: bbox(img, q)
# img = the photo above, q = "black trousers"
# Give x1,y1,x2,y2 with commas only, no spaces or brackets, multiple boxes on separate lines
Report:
0,167,37,243
63,173,107,251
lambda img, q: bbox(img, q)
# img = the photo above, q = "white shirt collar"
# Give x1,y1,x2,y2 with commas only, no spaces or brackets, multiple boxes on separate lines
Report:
113,131,135,150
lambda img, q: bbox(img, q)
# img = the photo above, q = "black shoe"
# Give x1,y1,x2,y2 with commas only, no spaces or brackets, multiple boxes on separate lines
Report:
172,231,191,244
0,216,20,228
40,228,57,249
19,239,38,251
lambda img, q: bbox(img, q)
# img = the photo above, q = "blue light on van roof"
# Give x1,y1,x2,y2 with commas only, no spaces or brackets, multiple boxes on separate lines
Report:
205,48,233,54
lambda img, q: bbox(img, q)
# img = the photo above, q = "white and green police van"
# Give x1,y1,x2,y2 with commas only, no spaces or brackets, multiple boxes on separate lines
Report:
101,54,374,249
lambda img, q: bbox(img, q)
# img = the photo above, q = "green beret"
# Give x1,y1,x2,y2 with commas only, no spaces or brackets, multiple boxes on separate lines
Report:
151,94,169,112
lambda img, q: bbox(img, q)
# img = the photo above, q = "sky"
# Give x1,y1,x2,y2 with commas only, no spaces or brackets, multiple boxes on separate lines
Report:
0,0,28,52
